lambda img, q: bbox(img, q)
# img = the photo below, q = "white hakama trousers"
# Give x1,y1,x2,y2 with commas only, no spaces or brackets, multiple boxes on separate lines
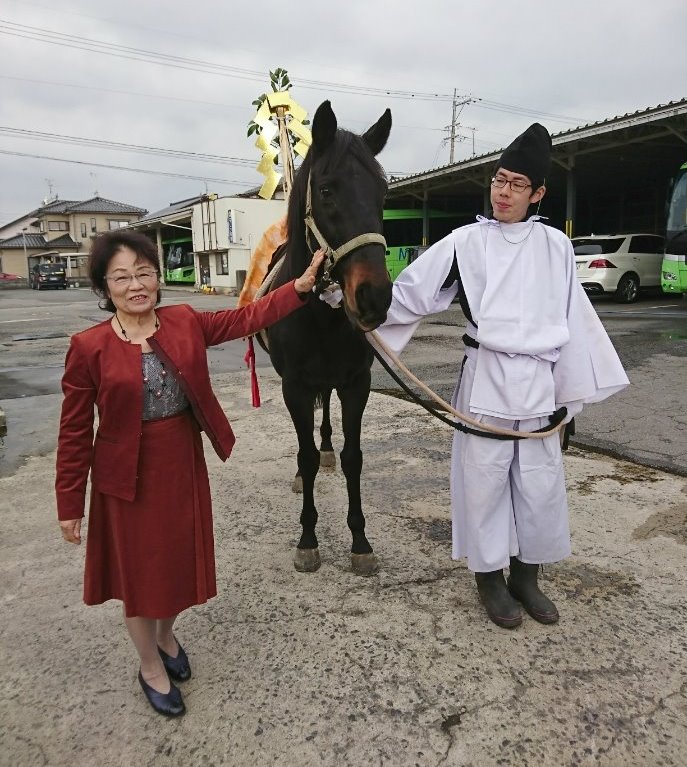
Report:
450,354,571,573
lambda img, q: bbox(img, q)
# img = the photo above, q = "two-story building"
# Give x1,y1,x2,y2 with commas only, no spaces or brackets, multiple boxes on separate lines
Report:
0,196,147,280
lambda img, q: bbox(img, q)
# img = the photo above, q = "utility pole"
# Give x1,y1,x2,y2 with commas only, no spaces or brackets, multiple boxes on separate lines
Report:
447,91,474,164
449,89,458,164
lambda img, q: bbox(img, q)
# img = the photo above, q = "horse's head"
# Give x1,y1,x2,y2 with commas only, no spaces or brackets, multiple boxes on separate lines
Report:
290,101,393,332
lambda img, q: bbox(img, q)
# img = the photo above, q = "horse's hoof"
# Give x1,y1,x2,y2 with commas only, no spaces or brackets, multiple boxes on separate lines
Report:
351,552,379,576
294,548,321,572
319,451,336,470
292,475,303,494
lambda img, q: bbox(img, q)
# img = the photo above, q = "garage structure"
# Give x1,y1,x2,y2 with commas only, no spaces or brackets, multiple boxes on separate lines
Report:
385,99,687,244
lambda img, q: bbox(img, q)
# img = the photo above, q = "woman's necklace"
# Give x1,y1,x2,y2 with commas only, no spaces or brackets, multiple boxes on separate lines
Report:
142,355,168,399
114,312,159,343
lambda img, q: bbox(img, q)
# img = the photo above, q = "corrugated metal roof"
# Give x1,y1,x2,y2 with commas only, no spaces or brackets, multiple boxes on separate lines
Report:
389,98,687,189
132,196,203,226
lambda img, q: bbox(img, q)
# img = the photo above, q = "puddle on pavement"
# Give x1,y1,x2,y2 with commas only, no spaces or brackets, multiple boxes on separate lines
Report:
11,331,68,341
573,463,661,496
410,517,452,542
658,330,687,343
551,562,640,600
0,372,59,399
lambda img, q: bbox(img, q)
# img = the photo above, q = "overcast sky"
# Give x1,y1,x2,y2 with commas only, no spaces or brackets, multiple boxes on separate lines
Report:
1,0,685,224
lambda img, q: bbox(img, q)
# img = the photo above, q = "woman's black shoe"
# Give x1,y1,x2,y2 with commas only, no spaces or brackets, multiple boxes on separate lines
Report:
158,638,192,682
138,671,186,717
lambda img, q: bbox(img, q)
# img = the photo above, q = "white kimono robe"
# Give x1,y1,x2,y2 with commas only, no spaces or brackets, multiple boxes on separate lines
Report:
374,216,629,572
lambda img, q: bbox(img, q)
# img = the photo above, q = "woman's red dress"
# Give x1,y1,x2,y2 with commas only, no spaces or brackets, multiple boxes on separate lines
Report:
83,410,216,618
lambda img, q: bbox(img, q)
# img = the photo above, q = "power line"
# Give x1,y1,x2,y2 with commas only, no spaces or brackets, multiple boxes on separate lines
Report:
0,126,256,167
0,19,588,123
0,148,253,187
0,20,456,102
474,99,587,125
0,75,451,134
0,74,249,112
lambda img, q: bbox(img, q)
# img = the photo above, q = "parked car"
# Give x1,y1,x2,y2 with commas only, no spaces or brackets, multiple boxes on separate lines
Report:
572,233,664,303
0,271,22,281
29,263,68,290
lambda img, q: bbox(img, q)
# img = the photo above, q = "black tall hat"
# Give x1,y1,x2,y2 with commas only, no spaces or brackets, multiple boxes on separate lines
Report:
497,123,552,185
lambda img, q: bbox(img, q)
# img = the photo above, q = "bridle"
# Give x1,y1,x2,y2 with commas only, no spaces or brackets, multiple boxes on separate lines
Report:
303,171,386,291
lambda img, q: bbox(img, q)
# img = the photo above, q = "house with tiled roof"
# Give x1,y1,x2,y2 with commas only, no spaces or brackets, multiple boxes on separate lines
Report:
0,196,147,279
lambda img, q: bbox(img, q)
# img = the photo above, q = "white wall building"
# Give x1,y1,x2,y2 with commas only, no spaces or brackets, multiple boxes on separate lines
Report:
191,195,285,291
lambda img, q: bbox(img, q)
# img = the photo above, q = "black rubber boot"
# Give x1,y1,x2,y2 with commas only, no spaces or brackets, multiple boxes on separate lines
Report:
507,557,559,624
474,570,522,628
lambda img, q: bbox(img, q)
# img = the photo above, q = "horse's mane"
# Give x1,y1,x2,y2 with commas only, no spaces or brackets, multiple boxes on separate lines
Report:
284,130,387,276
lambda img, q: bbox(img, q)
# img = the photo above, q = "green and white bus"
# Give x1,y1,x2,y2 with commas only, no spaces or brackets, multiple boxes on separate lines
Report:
383,208,460,281
163,237,196,284
661,161,687,295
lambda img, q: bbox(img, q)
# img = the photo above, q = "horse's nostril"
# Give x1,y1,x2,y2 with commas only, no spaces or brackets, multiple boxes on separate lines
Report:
356,283,392,315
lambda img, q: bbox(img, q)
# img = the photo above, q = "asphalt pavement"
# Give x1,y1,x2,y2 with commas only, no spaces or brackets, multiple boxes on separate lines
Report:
1,367,686,766
0,285,686,766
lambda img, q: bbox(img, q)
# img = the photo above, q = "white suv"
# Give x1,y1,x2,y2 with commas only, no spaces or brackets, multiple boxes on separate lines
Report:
572,233,664,303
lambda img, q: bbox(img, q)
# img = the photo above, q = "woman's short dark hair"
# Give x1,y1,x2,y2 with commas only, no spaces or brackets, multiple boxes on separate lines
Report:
89,229,161,312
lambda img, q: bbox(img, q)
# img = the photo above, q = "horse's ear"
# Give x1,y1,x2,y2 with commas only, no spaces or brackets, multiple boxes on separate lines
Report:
362,109,392,155
311,101,338,152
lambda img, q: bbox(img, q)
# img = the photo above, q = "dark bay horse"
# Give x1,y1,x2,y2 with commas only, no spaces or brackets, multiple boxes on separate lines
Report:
266,100,392,575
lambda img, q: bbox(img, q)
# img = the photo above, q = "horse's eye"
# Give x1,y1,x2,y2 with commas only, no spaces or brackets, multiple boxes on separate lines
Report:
319,185,331,199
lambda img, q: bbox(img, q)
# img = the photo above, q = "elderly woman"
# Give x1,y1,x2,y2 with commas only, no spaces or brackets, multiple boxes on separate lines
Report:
56,229,323,717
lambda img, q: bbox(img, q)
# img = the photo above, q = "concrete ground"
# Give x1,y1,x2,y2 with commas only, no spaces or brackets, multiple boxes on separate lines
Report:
1,369,685,767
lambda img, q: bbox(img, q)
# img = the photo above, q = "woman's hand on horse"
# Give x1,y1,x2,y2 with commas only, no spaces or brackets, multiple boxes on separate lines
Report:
294,249,326,295
59,518,82,545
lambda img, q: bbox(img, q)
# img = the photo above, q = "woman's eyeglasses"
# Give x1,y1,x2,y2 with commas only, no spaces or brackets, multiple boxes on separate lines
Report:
105,270,159,287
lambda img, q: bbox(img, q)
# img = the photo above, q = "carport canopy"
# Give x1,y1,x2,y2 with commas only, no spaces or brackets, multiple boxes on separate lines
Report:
386,98,687,242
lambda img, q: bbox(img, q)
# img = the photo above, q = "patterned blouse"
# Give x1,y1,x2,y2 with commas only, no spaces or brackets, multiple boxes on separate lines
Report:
141,351,189,421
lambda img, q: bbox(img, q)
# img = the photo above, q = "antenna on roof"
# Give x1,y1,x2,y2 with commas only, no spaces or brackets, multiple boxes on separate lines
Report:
90,172,99,197
43,178,58,204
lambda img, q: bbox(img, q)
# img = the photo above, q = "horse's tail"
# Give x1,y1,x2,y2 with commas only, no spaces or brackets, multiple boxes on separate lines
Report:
314,388,334,411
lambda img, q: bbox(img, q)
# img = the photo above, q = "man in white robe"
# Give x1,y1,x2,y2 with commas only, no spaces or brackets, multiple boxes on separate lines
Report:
374,124,629,628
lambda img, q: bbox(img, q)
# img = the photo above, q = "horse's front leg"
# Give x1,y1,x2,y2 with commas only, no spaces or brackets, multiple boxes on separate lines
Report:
292,387,335,492
338,371,378,576
319,388,336,470
282,378,322,572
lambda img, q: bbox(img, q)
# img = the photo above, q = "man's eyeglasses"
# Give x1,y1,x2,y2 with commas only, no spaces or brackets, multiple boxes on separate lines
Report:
491,175,532,193
105,270,159,287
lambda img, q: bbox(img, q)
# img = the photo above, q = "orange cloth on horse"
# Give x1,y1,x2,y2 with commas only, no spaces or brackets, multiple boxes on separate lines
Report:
237,217,288,308
83,410,215,618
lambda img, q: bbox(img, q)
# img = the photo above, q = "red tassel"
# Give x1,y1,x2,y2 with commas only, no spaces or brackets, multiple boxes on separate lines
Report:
244,336,261,408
